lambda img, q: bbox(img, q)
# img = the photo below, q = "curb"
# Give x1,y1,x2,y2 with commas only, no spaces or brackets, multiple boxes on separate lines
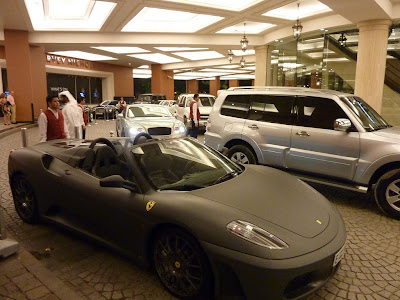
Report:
0,123,37,139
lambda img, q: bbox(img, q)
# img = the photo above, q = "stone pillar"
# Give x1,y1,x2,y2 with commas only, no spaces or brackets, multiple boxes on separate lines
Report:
151,64,174,99
187,80,198,94
4,30,47,121
355,19,391,113
209,76,220,97
255,45,272,86
272,64,278,86
229,80,238,88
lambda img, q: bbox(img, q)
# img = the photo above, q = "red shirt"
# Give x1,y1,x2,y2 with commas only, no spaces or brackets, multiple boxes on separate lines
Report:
78,104,88,125
44,109,66,140
190,101,200,121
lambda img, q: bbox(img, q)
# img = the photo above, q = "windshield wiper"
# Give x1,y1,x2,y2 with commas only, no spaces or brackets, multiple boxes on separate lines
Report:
212,171,239,185
160,184,204,191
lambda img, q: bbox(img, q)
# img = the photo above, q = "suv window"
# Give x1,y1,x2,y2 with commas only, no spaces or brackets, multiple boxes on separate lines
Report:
221,95,250,119
248,95,294,125
296,96,348,130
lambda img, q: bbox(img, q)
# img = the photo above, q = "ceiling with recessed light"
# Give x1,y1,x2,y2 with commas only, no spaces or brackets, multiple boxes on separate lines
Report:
0,0,398,80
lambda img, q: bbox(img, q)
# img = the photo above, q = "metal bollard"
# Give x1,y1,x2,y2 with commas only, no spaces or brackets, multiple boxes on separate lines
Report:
21,128,28,147
94,110,97,125
74,126,80,139
106,107,109,122
110,130,114,137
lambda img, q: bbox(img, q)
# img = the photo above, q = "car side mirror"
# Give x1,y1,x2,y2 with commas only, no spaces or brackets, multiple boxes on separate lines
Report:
334,118,352,132
100,175,139,193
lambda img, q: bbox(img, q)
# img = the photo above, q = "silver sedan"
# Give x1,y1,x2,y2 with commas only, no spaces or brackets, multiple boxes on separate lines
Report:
116,104,186,139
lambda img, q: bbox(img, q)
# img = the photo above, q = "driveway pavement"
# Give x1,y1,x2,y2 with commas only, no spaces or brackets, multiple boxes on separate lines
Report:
0,120,399,300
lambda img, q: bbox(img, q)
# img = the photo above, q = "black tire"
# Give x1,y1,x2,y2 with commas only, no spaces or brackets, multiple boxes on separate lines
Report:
375,169,400,219
153,228,213,299
11,175,39,224
227,145,257,165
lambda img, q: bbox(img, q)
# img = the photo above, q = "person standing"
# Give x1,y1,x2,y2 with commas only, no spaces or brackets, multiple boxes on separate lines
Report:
59,91,85,139
38,96,70,142
189,93,200,138
78,98,88,139
117,97,126,113
7,91,16,124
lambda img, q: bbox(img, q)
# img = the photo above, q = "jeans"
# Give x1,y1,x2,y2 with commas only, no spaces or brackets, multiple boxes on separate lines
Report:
190,120,199,138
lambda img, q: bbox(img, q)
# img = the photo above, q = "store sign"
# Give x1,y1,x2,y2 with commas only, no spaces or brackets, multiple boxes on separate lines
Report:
46,54,93,69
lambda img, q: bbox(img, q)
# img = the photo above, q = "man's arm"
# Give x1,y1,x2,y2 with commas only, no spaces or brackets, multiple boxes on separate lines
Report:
38,113,47,142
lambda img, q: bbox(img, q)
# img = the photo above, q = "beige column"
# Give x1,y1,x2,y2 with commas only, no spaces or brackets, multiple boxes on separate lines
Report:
255,45,272,86
354,19,391,113
151,64,174,99
209,76,220,97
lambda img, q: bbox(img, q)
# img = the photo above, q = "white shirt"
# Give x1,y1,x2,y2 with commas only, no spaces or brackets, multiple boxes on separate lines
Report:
38,108,70,143
192,101,199,122
62,101,84,139
7,95,15,106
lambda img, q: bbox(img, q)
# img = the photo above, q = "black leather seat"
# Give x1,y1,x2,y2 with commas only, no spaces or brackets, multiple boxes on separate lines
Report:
79,148,95,172
93,146,129,179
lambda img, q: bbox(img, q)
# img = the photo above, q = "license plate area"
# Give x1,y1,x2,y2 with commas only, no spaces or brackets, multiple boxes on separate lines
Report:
333,243,346,267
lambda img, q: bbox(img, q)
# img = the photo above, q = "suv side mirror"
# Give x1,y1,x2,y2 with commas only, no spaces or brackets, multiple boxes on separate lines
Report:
100,175,139,193
334,118,352,132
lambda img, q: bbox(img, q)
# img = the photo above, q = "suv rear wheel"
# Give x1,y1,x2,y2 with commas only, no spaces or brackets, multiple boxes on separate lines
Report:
227,145,256,164
375,169,400,219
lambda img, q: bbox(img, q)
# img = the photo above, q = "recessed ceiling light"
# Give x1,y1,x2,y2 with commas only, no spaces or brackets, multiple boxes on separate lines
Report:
200,68,248,74
133,69,151,75
92,47,149,54
155,47,209,52
217,21,275,34
179,71,230,77
262,0,331,20
323,58,348,62
133,74,152,79
217,64,241,69
231,49,255,56
48,51,117,61
220,74,255,80
162,0,263,11
122,7,223,33
25,0,116,31
172,51,224,61
138,65,150,69
128,53,183,64
243,66,255,70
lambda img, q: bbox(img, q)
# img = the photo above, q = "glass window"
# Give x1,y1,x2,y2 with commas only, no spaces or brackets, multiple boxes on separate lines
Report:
248,95,294,125
220,95,250,119
297,96,348,130
127,106,171,118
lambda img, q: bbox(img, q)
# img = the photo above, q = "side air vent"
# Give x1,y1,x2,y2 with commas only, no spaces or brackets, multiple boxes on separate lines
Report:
41,154,54,170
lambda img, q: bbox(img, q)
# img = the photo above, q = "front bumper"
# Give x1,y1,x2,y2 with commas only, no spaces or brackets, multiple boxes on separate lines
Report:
201,223,346,300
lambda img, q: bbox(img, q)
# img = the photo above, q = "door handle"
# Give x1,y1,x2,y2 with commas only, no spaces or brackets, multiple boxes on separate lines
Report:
248,124,259,130
296,131,310,137
65,170,72,175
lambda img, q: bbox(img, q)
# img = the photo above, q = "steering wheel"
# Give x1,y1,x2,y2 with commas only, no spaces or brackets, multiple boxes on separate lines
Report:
89,137,118,154
133,133,152,145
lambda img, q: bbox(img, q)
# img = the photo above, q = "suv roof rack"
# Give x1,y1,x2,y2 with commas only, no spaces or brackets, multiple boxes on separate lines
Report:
225,86,347,96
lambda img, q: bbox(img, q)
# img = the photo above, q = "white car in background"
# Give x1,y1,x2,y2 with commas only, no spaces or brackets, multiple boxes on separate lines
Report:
159,100,178,117
175,93,215,128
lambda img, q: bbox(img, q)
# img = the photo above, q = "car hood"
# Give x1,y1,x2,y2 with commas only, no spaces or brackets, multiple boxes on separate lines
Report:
371,126,400,141
127,117,178,129
189,165,332,238
199,106,212,115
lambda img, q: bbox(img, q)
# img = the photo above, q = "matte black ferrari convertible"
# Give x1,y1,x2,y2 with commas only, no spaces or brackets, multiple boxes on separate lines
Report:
8,136,346,299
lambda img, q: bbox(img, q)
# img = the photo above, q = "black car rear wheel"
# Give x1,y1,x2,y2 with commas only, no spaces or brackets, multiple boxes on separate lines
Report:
11,175,39,224
153,228,213,299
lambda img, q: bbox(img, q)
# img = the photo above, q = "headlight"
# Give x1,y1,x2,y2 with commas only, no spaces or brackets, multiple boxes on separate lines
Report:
129,127,145,135
227,220,289,250
174,124,186,134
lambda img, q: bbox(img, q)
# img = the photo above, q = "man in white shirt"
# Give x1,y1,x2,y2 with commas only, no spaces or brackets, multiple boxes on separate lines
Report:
38,96,70,143
7,91,16,124
59,91,85,139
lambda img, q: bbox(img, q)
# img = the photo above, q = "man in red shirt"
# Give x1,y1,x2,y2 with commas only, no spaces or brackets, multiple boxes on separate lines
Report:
117,97,126,113
38,96,70,142
78,98,88,139
189,93,200,138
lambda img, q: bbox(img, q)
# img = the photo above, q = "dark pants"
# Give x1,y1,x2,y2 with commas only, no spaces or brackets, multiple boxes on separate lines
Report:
82,129,86,139
190,120,199,138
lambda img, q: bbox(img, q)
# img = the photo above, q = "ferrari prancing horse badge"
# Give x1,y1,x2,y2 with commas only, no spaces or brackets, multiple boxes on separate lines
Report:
146,201,156,211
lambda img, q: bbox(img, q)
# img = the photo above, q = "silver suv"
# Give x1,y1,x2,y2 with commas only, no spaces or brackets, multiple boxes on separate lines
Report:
205,86,400,219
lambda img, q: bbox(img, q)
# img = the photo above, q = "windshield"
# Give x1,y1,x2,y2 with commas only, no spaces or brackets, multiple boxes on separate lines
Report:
127,106,172,118
131,138,242,190
340,96,390,131
100,101,111,106
187,96,215,107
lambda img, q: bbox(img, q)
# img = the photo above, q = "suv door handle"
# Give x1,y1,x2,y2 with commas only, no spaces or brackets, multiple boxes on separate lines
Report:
296,131,310,137
248,124,259,130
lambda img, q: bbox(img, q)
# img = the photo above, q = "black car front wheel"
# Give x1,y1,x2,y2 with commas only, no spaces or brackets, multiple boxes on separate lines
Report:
375,169,400,219
11,175,39,224
153,228,213,299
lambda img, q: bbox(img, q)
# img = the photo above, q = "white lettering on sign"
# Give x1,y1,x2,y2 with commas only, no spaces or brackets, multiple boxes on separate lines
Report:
46,54,92,69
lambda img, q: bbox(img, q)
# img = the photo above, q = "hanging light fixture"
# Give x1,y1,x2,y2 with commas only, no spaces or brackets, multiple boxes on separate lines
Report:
240,22,249,52
228,49,234,63
240,56,245,68
338,33,347,46
292,3,303,40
